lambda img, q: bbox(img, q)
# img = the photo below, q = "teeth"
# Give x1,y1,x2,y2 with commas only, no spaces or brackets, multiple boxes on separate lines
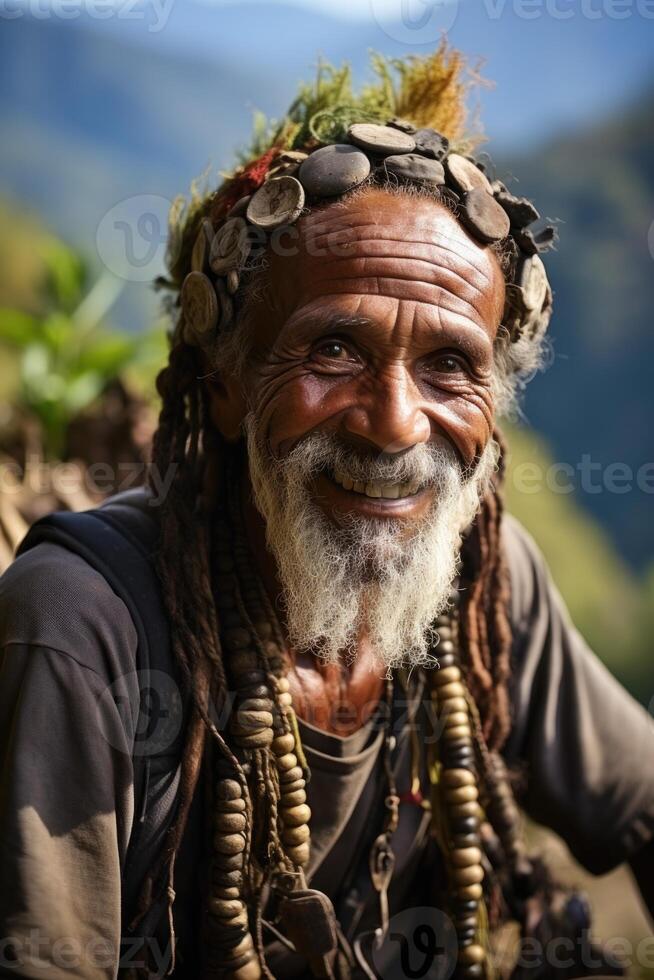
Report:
331,471,422,499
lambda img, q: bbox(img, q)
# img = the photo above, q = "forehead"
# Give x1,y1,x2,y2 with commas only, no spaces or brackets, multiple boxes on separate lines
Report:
263,188,506,338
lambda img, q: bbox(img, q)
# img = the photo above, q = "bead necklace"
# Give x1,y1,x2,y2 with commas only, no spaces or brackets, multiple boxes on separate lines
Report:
204,466,492,980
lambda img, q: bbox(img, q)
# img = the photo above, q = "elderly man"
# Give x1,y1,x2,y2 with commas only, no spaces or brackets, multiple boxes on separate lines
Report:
1,47,653,980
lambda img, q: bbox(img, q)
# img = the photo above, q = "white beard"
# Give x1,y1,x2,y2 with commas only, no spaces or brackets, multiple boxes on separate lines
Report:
244,416,498,671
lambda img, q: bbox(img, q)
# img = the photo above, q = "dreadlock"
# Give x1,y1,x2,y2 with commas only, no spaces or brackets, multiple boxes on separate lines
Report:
141,44,553,974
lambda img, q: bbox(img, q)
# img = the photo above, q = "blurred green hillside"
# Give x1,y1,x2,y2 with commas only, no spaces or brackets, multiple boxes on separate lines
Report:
499,87,654,570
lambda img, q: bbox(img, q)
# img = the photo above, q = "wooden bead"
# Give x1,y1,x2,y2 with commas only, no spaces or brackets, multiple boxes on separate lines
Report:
449,801,480,820
286,842,310,866
459,945,485,966
275,676,291,694
216,779,242,802
451,834,481,850
223,934,253,959
282,823,311,846
278,691,293,708
443,711,469,729
232,960,261,980
446,785,478,806
442,769,475,788
281,803,311,827
272,733,296,755
456,883,483,902
213,886,240,901
209,898,245,919
452,864,484,887
451,847,482,868
440,697,468,714
444,725,472,742
456,915,478,930
213,851,245,871
230,650,259,672
214,832,246,855
212,868,243,888
215,812,247,834
436,681,466,701
235,670,267,689
219,797,247,814
276,752,298,772
233,729,274,748
433,666,461,686
281,788,307,807
232,709,274,733
279,765,304,783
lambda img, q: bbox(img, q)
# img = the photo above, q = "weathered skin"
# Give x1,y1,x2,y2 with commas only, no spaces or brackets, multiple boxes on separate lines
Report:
209,189,505,733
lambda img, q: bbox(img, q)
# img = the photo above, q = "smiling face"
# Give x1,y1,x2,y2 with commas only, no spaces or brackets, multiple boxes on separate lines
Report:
216,187,505,523
208,188,506,666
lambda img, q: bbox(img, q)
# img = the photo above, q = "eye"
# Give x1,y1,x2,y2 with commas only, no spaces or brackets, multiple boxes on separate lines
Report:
314,340,352,360
434,354,464,374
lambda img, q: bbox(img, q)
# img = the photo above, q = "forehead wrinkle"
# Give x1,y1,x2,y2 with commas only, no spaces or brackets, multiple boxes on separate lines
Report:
306,218,501,285
287,290,494,352
304,272,492,329
310,257,493,318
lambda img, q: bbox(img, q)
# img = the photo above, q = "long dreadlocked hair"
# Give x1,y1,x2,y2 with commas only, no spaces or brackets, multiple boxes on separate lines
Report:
140,43,550,955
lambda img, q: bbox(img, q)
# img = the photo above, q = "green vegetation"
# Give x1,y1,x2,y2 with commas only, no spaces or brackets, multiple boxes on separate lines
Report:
0,200,165,459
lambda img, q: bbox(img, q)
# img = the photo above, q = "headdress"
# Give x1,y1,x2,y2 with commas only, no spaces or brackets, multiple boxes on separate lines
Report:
161,42,555,361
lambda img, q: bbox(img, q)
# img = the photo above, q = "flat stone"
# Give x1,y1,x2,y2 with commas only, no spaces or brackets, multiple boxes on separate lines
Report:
495,191,540,228
298,144,371,198
445,154,492,195
460,188,511,244
190,218,213,273
347,122,415,155
181,271,217,342
518,254,548,312
247,175,305,229
387,117,416,134
209,217,250,275
413,128,449,160
382,153,445,185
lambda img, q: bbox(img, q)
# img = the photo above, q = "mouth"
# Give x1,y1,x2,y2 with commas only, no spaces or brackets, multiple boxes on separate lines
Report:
312,467,433,523
330,467,423,500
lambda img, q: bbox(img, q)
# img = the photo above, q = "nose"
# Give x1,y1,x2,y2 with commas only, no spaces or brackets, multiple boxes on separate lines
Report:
342,366,431,454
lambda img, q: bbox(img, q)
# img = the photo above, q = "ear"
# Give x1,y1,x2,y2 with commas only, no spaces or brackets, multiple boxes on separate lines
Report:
205,372,247,442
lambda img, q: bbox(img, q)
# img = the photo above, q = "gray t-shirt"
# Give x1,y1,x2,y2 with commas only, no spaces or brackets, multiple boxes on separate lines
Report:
0,511,653,978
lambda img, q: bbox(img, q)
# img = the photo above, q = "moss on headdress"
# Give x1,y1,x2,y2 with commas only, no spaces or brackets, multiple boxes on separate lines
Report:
165,41,480,287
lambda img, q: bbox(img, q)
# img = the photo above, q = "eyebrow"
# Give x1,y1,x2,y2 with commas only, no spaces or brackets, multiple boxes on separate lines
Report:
285,310,492,362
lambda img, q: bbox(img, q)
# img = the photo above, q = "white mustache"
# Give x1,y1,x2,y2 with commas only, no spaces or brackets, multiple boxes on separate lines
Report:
278,431,462,491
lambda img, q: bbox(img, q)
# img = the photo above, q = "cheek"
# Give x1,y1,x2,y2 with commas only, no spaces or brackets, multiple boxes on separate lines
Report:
252,368,349,456
428,387,495,464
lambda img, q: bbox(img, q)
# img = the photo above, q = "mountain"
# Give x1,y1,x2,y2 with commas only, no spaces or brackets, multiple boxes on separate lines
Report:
499,89,654,568
0,5,652,567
